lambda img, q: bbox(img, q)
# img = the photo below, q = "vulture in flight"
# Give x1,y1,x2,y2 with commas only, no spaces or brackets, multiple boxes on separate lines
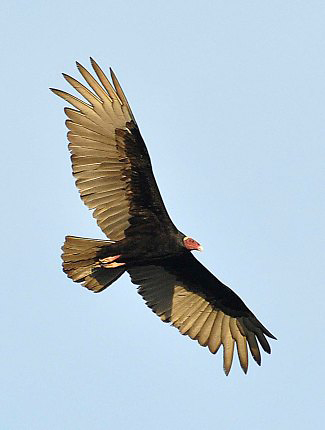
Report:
51,59,276,375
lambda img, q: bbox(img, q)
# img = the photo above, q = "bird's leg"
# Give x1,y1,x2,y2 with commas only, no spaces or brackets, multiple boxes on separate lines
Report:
99,255,126,268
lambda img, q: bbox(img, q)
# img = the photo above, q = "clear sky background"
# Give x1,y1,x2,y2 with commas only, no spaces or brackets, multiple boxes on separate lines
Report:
1,1,324,429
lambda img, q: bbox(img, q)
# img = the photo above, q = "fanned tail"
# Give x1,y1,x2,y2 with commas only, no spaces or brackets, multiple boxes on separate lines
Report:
61,235,126,292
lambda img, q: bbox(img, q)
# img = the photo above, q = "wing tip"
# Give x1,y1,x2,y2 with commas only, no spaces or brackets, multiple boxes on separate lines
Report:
224,367,230,376
90,57,103,75
89,56,96,67
253,354,262,366
50,88,65,99
268,332,277,340
76,61,88,75
241,365,248,374
62,72,72,84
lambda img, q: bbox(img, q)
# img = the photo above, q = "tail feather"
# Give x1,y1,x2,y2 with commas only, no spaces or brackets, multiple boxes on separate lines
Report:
62,235,126,292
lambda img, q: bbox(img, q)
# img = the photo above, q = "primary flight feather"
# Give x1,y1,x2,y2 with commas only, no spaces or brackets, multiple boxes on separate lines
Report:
51,59,276,375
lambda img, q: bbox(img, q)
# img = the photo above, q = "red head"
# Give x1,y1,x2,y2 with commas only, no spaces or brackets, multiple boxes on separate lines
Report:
183,236,203,252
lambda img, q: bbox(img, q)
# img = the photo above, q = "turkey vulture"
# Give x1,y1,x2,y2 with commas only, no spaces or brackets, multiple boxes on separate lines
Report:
51,59,276,375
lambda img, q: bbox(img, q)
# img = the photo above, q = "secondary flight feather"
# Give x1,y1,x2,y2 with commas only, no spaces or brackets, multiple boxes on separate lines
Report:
51,59,276,375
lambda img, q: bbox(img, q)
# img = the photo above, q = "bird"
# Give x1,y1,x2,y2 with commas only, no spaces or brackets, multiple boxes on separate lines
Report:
51,58,276,375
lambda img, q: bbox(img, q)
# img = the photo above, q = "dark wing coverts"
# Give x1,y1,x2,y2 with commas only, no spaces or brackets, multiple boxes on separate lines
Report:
129,253,276,375
51,59,176,241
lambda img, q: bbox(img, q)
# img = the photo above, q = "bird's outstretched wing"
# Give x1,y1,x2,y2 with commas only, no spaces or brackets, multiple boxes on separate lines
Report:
51,59,177,241
128,253,276,375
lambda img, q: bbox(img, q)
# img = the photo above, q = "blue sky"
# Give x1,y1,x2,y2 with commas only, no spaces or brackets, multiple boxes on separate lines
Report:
2,1,324,429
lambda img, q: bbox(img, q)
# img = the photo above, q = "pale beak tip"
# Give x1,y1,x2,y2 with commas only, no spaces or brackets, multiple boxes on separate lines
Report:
198,245,203,252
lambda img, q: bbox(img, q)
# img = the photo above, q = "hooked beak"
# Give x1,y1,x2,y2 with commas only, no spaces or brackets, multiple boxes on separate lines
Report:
197,245,203,252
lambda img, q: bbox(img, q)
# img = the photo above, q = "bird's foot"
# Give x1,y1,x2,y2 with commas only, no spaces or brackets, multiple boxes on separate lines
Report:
99,255,125,268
